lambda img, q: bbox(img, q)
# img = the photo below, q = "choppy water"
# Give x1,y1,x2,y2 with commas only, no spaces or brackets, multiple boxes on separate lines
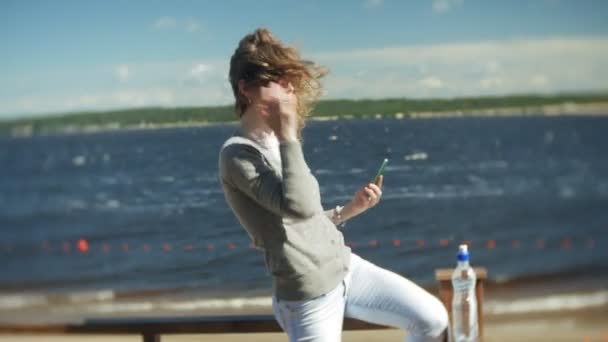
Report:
1,116,607,321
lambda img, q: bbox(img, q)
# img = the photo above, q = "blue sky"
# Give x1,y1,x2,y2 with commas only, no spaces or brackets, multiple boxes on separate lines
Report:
1,0,608,119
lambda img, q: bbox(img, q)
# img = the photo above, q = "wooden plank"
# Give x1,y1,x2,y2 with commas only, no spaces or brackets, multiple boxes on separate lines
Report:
1,266,485,339
142,333,160,342
435,267,487,281
0,316,391,335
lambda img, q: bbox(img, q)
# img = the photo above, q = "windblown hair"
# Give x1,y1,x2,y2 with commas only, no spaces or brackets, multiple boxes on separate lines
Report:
229,28,327,131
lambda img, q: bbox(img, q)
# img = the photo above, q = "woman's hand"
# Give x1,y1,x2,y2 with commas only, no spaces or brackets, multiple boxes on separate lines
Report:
258,81,299,142
343,176,384,217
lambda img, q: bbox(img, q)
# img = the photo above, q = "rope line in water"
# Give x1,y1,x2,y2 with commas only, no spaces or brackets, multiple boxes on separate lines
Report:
0,236,598,255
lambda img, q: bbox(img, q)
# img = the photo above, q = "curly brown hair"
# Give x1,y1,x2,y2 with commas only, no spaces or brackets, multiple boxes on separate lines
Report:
229,28,327,130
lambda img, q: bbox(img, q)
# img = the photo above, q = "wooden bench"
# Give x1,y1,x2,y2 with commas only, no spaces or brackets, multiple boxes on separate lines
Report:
0,267,487,341
0,316,390,341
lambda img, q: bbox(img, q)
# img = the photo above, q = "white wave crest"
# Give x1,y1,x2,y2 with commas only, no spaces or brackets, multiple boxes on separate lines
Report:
86,302,154,314
52,296,273,315
313,168,365,176
404,152,428,161
0,294,48,309
485,290,608,315
160,296,272,311
67,290,115,303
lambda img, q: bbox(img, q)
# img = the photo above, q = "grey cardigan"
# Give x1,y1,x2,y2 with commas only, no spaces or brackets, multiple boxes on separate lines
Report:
218,130,351,300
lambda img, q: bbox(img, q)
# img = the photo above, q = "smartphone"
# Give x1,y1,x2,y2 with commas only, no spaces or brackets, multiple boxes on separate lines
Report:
373,158,389,185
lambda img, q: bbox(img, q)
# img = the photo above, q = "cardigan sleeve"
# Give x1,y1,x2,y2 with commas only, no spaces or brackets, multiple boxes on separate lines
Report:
220,140,321,219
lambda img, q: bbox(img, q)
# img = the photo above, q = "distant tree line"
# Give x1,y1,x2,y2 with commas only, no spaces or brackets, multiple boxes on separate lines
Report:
1,92,607,136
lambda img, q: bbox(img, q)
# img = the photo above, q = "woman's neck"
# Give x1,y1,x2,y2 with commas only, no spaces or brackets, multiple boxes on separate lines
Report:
239,112,278,149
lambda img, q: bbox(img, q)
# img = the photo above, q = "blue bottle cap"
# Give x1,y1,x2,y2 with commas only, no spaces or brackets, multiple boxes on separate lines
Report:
457,244,469,261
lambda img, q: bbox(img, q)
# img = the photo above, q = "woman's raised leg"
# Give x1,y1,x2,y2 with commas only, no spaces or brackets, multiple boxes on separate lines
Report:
344,254,449,342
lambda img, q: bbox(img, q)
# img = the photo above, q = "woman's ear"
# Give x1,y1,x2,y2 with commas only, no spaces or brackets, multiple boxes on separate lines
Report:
238,80,250,102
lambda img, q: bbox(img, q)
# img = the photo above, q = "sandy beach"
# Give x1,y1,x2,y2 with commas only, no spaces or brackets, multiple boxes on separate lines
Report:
0,322,606,342
2,276,607,341
2,260,606,341
1,305,606,342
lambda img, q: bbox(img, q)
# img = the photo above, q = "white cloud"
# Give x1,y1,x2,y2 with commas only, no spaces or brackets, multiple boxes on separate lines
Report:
479,77,503,89
184,18,202,32
181,63,214,86
191,63,211,77
153,17,177,30
313,37,608,99
153,17,203,33
484,61,501,74
43,88,175,114
3,85,233,117
0,60,233,117
432,0,464,13
529,74,549,88
2,37,608,118
112,88,176,107
364,0,384,8
418,76,444,89
115,65,130,82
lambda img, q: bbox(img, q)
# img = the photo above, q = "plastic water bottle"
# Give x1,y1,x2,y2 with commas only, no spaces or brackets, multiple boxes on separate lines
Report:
451,244,478,342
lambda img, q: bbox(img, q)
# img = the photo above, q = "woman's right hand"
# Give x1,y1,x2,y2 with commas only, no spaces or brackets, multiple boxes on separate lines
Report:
260,80,299,142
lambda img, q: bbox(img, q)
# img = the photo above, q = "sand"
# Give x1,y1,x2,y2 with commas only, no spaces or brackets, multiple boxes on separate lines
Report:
1,312,607,342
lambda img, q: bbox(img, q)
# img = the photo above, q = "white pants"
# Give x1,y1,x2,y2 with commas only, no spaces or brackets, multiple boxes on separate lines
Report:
272,253,449,342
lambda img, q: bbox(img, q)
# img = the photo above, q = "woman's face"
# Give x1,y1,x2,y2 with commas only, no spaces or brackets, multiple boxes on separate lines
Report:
250,78,295,105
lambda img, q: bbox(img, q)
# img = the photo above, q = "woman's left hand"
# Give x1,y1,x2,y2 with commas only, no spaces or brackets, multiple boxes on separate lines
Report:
348,176,383,214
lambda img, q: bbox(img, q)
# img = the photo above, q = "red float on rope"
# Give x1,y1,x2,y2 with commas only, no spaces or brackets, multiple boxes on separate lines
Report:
101,243,111,253
77,239,89,254
6,234,603,257
536,239,545,249
41,240,51,252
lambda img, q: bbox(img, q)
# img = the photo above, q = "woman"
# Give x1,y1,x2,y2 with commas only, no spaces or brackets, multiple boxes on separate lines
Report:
218,28,449,342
